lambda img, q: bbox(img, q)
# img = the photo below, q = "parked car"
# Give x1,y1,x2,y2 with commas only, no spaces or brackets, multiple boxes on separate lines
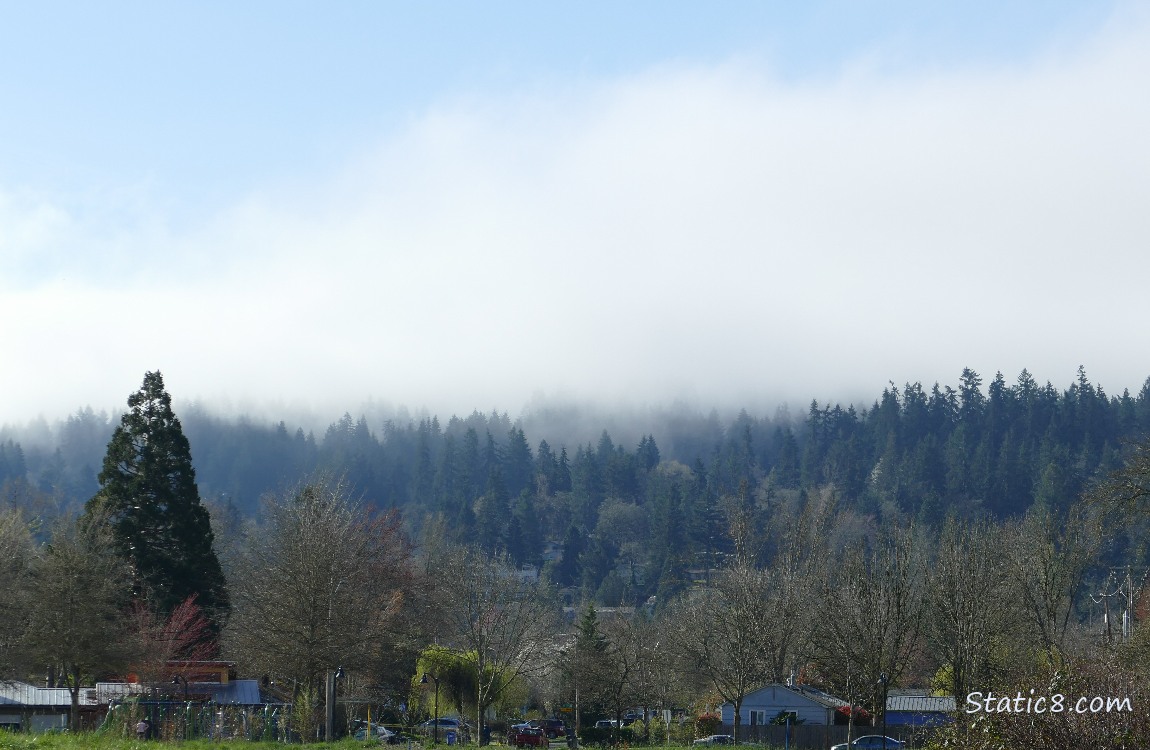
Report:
594,720,619,729
830,736,905,750
350,721,399,744
693,735,735,745
530,718,567,739
419,718,468,730
418,717,471,740
509,726,550,747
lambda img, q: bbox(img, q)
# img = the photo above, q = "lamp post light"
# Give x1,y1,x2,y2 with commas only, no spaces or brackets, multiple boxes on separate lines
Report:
421,673,441,745
326,667,345,741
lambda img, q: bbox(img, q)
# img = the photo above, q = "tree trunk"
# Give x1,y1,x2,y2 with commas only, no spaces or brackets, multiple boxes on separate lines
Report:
68,666,81,733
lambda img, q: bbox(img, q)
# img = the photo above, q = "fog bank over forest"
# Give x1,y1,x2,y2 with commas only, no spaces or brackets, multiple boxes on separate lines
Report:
5,365,1147,456
3,386,819,453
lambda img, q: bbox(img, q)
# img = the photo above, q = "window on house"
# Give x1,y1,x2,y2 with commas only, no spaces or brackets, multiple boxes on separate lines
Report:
749,711,766,726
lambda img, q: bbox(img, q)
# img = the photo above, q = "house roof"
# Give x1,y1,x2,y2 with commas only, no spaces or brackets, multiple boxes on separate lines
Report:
100,679,265,705
1,678,266,709
788,685,850,710
206,679,263,704
722,684,849,711
0,682,95,708
886,695,956,713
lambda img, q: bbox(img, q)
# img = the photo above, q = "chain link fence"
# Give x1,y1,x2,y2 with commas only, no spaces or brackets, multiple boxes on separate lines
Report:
101,699,292,741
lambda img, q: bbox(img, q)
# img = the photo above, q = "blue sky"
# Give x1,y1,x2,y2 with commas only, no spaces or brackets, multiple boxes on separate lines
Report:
2,1,1148,426
0,1,1114,210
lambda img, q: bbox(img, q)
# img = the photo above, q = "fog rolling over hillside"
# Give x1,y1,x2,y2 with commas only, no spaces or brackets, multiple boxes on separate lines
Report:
3,4,1150,427
2,365,1148,528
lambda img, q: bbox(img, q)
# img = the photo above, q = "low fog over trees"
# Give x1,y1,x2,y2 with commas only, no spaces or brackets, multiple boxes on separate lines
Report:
6,367,1150,746
4,366,1150,605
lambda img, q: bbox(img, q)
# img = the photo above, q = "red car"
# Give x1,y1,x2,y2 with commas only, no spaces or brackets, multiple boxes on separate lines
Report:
509,726,550,747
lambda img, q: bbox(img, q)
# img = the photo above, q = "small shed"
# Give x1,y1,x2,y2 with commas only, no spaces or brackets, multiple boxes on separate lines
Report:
885,694,955,726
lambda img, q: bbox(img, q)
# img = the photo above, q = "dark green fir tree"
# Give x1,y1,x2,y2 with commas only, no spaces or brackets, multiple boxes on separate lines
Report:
86,371,229,619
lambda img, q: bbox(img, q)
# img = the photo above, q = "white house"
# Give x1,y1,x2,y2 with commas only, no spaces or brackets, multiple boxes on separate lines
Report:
720,684,849,727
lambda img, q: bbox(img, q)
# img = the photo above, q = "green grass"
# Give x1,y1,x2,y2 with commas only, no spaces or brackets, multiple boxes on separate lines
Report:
0,736,354,750
0,737,720,750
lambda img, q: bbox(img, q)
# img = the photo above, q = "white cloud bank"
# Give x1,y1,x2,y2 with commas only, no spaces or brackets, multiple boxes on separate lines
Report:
4,10,1150,425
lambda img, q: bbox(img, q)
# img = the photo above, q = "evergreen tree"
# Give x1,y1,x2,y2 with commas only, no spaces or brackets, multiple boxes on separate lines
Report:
509,491,543,566
504,426,534,498
536,439,558,495
474,467,510,554
555,524,585,587
555,446,573,493
771,427,800,488
86,371,229,618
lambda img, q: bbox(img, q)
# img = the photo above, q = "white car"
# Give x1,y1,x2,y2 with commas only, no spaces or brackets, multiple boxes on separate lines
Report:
693,735,735,745
830,736,904,750
351,722,396,743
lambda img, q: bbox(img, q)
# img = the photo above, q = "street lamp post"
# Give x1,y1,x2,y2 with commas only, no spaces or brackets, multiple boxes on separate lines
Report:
326,667,345,741
877,673,889,749
421,673,441,745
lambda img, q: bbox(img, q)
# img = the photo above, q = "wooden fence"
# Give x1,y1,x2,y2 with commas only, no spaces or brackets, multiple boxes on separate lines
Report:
722,723,935,749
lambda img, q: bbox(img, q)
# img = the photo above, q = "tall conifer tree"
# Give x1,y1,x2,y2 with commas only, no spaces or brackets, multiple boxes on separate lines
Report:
86,371,228,618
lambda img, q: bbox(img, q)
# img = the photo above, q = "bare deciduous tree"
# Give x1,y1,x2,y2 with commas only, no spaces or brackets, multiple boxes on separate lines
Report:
670,563,773,742
758,489,835,683
0,508,33,676
816,523,926,717
20,513,134,730
128,594,219,694
1090,438,1150,515
439,548,558,745
926,518,1015,705
223,478,411,737
1006,501,1100,657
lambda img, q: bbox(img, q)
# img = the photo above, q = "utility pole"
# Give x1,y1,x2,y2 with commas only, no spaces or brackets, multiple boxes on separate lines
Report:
1093,567,1145,645
326,667,344,741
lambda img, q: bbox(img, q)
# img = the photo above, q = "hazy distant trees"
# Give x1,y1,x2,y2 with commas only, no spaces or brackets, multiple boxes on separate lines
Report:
7,365,1150,627
12,367,1150,743
6,367,1149,610
85,371,228,618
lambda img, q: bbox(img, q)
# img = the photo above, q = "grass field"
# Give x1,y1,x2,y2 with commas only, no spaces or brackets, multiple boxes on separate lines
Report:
0,738,340,750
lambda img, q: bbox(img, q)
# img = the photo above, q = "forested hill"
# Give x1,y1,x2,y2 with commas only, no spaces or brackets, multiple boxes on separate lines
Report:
3,366,1150,602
